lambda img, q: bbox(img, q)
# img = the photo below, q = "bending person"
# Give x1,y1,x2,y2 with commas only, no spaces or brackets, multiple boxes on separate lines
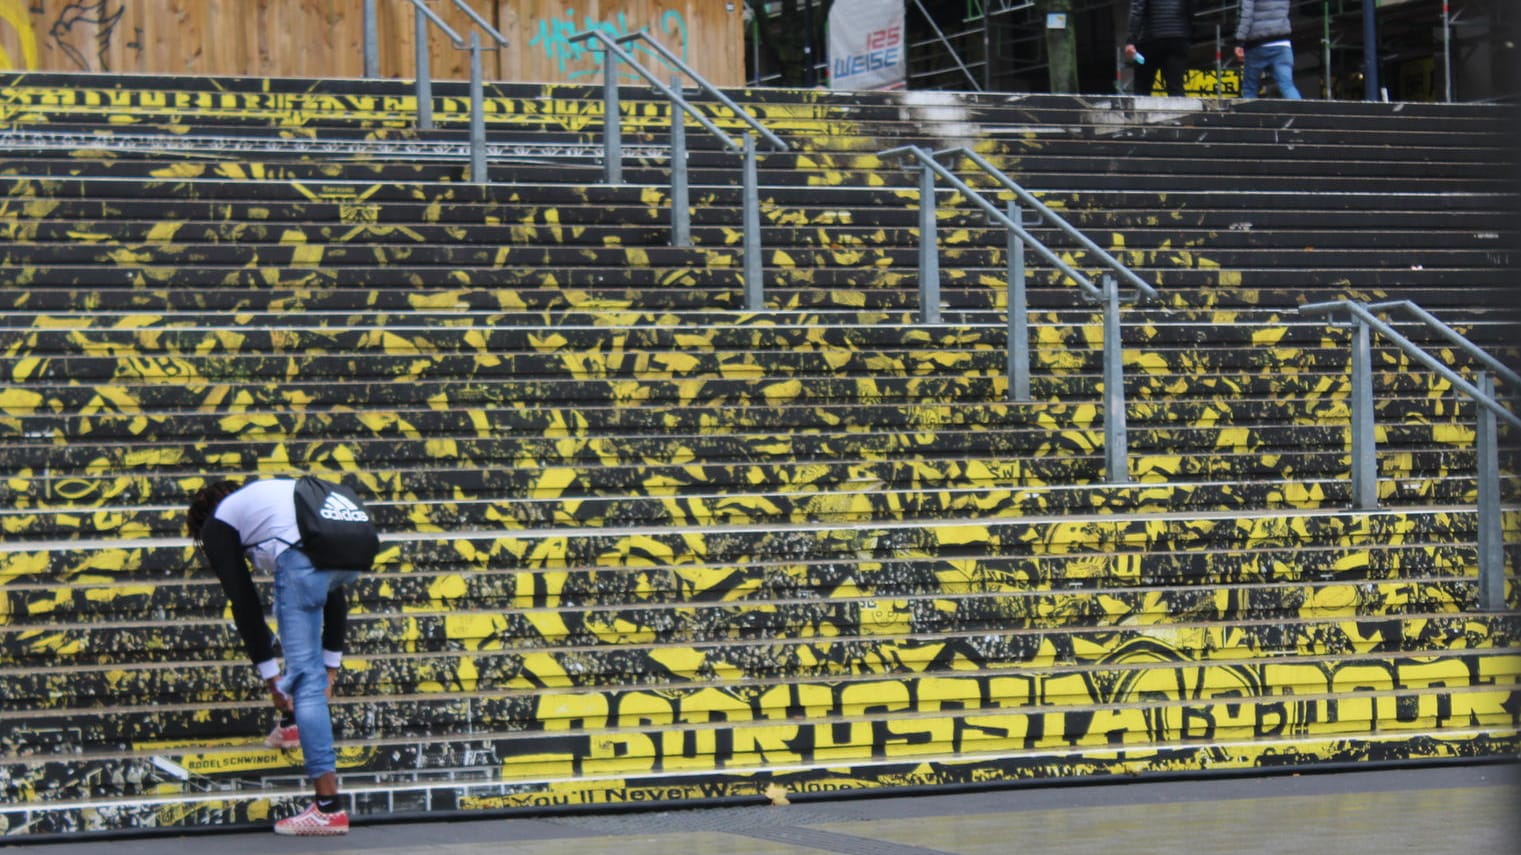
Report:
188,478,357,836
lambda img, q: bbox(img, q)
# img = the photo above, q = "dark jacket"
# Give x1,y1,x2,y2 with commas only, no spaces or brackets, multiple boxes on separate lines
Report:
1128,0,1194,43
1235,0,1294,46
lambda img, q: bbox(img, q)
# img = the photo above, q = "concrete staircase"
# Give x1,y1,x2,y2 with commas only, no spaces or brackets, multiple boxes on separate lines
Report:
1,71,1517,837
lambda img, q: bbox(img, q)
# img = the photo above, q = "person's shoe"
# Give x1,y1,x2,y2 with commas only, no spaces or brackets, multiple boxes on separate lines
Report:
273,803,349,836
263,723,300,750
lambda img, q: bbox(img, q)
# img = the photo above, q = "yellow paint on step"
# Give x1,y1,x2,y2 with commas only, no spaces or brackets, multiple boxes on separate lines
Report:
141,222,182,243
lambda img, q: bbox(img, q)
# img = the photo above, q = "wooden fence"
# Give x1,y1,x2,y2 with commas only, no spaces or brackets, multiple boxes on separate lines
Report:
0,0,743,86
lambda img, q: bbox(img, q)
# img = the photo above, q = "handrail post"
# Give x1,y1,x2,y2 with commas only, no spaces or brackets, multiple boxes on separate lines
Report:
363,0,379,78
468,32,486,183
917,163,941,325
1102,274,1129,484
1214,25,1223,98
743,134,763,311
414,4,433,130
1476,371,1504,610
602,42,623,184
1007,199,1029,402
1349,318,1378,509
670,77,690,247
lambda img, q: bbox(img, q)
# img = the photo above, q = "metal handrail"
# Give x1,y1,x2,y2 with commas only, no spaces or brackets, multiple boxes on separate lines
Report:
397,0,508,48
442,0,509,47
933,147,1160,303
1301,300,1520,429
881,144,1105,302
569,29,743,155
614,32,789,153
564,30,773,307
882,143,1144,484
1299,298,1517,612
1366,299,1521,389
382,0,509,183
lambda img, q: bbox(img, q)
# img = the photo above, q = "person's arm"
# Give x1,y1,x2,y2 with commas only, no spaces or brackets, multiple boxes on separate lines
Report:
201,518,290,711
1234,0,1256,45
201,518,277,674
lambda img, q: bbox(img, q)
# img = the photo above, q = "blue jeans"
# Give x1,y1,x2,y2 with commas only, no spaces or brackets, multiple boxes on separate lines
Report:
1242,43,1301,99
273,548,358,779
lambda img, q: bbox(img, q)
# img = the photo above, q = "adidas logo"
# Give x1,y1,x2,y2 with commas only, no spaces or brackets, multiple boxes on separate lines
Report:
319,492,370,523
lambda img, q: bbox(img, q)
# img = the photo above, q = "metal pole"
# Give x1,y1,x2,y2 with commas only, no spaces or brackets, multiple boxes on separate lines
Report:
910,0,982,90
983,2,993,90
917,163,941,325
468,32,486,184
743,135,763,311
670,77,690,247
1442,0,1453,102
1323,0,1333,100
1102,275,1129,484
1007,199,1029,402
603,43,622,184
1215,25,1223,97
1361,0,1380,101
1349,319,1377,508
363,0,379,78
802,0,815,85
1476,372,1503,610
415,6,433,130
751,14,761,85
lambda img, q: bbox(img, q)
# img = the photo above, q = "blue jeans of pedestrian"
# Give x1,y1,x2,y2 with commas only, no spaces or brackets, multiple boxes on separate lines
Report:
273,547,358,779
1242,43,1301,99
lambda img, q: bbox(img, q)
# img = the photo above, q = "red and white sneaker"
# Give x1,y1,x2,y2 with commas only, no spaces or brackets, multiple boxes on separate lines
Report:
273,803,349,836
263,723,300,750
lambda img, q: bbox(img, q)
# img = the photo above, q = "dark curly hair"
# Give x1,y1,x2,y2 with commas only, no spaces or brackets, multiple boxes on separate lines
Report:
186,479,243,542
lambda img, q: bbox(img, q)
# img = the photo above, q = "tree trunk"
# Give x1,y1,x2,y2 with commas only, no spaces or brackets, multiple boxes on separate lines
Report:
1042,0,1078,93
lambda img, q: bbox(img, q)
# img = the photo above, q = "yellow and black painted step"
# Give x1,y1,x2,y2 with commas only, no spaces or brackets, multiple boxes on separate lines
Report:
4,331,1511,381
0,284,1511,316
7,644,1517,762
4,189,1510,240
6,468,1512,550
7,507,1516,588
7,568,1506,666
5,213,1500,258
1,539,1492,628
4,417,1496,476
3,261,1508,292
12,343,1505,386
4,616,1516,764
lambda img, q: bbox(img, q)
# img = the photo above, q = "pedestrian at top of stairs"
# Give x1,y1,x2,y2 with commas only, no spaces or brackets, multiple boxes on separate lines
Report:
1125,0,1196,97
1234,0,1303,98
187,477,361,836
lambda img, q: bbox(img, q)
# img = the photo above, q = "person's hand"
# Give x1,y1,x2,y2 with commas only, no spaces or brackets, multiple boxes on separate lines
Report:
325,667,339,700
1124,43,1137,60
266,677,293,713
1234,45,1245,62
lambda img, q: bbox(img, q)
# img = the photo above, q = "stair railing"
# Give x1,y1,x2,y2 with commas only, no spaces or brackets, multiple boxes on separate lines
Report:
882,144,1160,485
1299,298,1519,611
567,30,787,308
613,32,790,154
388,0,510,183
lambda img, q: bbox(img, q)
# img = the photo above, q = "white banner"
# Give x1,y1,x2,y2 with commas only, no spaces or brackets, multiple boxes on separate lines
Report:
828,0,906,90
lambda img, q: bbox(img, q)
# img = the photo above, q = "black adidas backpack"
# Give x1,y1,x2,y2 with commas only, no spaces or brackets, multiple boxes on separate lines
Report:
293,476,380,571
